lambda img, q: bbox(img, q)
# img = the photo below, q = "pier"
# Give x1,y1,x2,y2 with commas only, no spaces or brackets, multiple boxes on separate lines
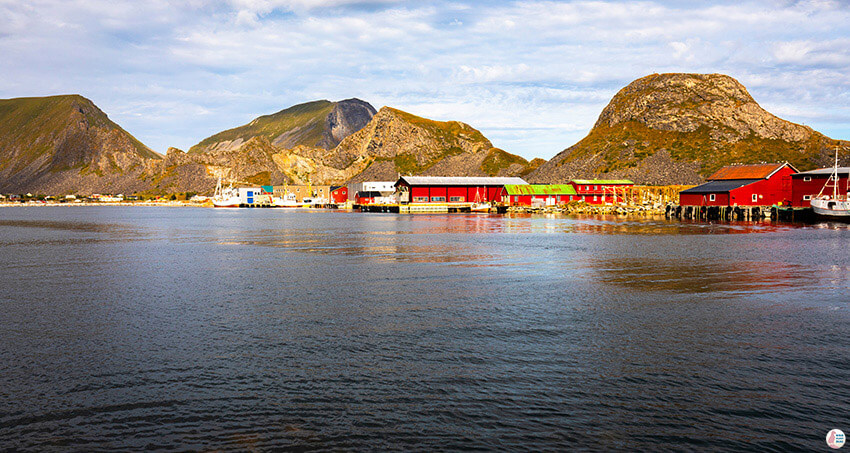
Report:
665,204,815,222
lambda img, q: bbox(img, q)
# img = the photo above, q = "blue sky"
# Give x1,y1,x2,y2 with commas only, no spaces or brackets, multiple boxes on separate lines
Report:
1,0,849,160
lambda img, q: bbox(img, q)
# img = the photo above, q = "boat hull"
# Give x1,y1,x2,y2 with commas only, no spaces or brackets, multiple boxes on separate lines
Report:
811,199,850,217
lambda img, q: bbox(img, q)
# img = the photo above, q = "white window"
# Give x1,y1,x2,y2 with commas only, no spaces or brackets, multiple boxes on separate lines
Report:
803,176,811,182
412,196,428,202
593,195,598,201
594,185,598,191
430,196,446,202
709,194,716,202
449,196,464,202
803,195,812,201
752,194,758,203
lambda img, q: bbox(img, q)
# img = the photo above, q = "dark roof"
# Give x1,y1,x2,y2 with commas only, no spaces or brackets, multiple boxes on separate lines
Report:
356,191,383,198
680,179,761,194
707,162,796,180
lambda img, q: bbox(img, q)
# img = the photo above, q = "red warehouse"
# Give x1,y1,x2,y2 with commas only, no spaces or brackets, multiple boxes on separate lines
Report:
568,179,634,205
679,162,797,206
395,176,527,204
330,186,348,203
790,167,850,207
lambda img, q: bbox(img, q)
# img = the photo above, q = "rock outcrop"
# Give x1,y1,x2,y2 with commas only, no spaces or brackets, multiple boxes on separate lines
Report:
0,95,162,194
529,73,850,185
325,107,537,183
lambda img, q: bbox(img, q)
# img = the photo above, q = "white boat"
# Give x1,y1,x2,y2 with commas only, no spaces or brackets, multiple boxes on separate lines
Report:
811,149,850,218
212,177,241,208
470,188,490,212
470,202,491,213
273,192,300,208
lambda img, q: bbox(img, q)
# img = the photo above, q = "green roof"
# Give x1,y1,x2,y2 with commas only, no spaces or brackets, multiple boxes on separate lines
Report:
503,184,577,195
571,179,633,185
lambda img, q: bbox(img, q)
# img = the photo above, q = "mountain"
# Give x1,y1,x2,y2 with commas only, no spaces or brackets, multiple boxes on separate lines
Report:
318,107,538,184
153,98,378,192
0,95,161,194
189,98,376,154
528,73,850,185
167,103,538,191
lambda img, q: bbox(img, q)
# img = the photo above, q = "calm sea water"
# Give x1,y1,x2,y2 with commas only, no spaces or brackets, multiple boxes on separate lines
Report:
0,206,848,451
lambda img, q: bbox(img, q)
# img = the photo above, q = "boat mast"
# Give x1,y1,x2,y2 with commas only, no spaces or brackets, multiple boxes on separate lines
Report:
834,148,839,201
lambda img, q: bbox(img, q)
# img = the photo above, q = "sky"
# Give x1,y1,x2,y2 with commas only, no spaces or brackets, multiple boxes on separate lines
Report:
1,0,849,160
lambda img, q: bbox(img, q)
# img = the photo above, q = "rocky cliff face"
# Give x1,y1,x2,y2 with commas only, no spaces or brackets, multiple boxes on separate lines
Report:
154,137,289,192
529,73,850,185
0,95,162,194
161,98,378,192
316,99,377,149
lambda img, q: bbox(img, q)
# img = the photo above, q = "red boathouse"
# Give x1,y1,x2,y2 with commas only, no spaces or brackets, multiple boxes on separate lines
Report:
395,176,527,204
789,167,850,207
679,162,798,207
330,186,348,204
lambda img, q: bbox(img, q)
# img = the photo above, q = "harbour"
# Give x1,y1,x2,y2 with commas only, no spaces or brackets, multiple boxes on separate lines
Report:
1,206,848,451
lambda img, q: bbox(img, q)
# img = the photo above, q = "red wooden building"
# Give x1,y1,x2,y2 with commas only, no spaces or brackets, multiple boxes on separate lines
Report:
789,167,850,207
679,162,797,206
568,179,634,205
395,176,527,204
330,186,348,203
500,184,578,206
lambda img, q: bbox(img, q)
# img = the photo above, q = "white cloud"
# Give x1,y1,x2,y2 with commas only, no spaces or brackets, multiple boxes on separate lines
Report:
0,0,849,158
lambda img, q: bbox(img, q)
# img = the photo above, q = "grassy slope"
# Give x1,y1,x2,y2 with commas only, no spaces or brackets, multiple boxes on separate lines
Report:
189,100,335,153
379,107,497,174
0,95,159,173
561,120,841,177
480,148,529,176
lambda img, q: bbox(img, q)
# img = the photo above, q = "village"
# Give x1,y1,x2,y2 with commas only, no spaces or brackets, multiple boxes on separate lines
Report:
3,161,847,220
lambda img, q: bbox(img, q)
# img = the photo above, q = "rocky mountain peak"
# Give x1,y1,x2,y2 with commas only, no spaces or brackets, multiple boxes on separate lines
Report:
595,73,812,143
527,73,848,185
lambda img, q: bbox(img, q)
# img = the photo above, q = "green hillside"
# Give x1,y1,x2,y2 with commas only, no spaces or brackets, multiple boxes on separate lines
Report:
189,100,335,153
0,95,158,174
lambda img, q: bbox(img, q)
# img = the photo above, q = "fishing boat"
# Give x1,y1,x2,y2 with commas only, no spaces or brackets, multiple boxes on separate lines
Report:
470,187,490,212
273,192,300,208
212,177,241,208
811,149,850,218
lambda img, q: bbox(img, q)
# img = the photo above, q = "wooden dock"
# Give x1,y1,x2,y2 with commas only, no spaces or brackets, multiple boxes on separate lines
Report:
356,203,482,213
666,204,815,222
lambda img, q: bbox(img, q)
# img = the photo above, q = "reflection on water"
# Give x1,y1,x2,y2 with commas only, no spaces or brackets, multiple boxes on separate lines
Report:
0,207,848,451
589,257,815,295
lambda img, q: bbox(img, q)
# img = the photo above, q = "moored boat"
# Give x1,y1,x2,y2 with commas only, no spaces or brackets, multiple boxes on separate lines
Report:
273,192,300,208
810,149,850,218
212,177,241,207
